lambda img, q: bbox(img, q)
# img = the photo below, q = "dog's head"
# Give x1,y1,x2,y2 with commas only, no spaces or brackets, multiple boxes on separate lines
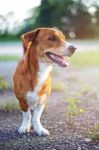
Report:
21,28,76,67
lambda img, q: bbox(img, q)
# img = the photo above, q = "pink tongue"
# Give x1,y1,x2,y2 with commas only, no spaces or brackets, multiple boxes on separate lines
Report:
46,52,69,67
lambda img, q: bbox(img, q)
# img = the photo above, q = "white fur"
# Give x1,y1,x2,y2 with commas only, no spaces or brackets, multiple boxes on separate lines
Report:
18,109,31,133
57,41,75,55
33,103,49,136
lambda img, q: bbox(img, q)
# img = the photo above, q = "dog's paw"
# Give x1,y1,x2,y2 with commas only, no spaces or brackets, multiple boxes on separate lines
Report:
35,128,50,136
18,124,31,133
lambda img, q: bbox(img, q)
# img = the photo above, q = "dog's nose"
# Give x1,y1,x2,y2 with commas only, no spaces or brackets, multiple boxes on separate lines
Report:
69,45,77,53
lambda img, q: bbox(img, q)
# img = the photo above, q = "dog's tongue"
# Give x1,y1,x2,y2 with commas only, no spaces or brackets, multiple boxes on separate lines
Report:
46,52,69,67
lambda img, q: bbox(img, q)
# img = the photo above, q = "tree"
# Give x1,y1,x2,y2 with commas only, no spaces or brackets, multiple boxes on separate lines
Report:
22,0,99,38
32,0,93,38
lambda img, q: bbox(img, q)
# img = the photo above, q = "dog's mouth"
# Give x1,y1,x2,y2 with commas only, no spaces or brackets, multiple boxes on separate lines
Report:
45,52,69,67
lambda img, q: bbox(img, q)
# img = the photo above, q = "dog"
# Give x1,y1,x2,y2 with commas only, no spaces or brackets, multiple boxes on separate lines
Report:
13,27,76,136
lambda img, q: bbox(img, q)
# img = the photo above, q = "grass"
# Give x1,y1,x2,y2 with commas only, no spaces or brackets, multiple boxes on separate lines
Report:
80,84,93,94
70,51,99,68
1,101,19,112
0,55,20,62
0,76,7,89
65,97,85,126
89,123,99,140
52,82,66,91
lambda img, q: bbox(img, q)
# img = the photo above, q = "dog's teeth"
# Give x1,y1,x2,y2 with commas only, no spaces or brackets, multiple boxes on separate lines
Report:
51,54,55,59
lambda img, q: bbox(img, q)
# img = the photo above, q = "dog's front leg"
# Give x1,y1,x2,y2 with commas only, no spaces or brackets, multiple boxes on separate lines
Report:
33,102,49,136
18,109,31,133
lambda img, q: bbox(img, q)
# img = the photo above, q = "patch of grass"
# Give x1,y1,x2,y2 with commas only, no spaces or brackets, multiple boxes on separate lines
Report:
65,97,85,126
80,84,92,94
0,76,7,89
52,82,66,92
1,101,19,112
0,55,20,61
70,51,99,68
89,123,99,140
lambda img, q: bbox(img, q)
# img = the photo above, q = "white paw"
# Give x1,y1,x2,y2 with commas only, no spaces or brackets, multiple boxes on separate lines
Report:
18,124,31,133
35,128,50,136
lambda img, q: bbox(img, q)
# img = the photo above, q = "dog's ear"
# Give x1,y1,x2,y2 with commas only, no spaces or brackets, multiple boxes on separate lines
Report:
21,28,40,53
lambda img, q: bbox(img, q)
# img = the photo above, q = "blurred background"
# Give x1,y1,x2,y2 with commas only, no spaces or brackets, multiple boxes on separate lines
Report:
0,0,99,40
0,0,99,56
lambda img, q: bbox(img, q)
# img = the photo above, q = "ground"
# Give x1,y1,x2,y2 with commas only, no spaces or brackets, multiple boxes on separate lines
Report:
0,60,99,150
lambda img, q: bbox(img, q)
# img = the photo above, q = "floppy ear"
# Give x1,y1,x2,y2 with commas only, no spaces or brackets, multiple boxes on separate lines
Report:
21,28,40,53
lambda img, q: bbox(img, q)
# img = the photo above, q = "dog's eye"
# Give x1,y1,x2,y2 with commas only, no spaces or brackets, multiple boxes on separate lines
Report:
48,36,56,41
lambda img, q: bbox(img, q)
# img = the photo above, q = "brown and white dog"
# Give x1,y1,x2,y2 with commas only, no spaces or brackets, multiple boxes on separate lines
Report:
13,28,76,136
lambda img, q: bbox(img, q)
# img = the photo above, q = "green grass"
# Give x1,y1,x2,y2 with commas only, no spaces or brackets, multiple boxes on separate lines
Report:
1,101,19,112
89,123,99,140
0,76,7,89
52,82,66,91
65,97,85,126
0,55,20,61
70,51,99,68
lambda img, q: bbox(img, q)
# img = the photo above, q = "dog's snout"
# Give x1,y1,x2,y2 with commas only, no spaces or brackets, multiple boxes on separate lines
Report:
68,45,76,53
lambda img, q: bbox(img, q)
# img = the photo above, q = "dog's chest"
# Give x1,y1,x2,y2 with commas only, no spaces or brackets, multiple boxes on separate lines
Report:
26,62,52,105
37,62,52,88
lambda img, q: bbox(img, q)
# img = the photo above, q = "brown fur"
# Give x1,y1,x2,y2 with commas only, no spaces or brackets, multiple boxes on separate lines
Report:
13,28,66,112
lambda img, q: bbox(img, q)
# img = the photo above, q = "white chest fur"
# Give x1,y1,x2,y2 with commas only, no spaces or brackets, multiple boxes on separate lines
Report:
26,62,52,107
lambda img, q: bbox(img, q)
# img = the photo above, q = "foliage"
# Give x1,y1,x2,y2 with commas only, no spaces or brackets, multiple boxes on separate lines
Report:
1,101,19,112
89,123,99,140
0,77,7,89
0,55,20,62
52,82,66,91
23,0,99,39
0,0,99,39
65,97,85,126
80,84,92,94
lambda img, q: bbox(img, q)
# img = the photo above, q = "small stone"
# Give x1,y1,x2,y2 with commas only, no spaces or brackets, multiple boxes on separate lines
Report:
84,138,92,142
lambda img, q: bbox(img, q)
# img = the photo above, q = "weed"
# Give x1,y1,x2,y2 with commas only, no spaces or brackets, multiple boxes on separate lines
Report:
1,101,19,112
0,77,7,89
65,97,85,126
52,82,66,92
80,84,92,94
89,123,99,140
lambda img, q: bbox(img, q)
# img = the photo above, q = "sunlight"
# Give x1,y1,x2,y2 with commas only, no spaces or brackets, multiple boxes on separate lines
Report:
0,0,41,21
